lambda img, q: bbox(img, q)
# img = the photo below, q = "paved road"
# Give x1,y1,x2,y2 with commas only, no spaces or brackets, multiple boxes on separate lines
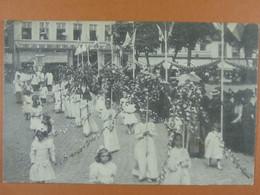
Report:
3,83,255,185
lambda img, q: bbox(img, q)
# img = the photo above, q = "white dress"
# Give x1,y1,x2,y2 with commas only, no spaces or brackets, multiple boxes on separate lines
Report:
204,131,224,159
101,108,120,152
122,103,138,125
81,99,99,136
132,122,158,180
163,147,191,185
96,95,105,114
23,95,32,114
52,84,61,111
89,161,117,184
29,137,56,182
73,94,82,126
30,106,43,130
40,86,48,99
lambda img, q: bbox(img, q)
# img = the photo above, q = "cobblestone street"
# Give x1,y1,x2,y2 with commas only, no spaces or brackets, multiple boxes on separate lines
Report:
3,82,255,185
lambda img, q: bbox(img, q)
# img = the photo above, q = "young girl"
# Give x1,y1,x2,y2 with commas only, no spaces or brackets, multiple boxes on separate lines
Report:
89,146,117,184
23,90,32,120
40,83,48,104
73,88,83,127
52,82,61,113
42,114,56,137
29,129,56,183
132,112,158,182
81,88,98,136
96,90,106,118
122,97,138,135
30,96,43,133
163,133,191,185
101,99,120,153
204,122,224,170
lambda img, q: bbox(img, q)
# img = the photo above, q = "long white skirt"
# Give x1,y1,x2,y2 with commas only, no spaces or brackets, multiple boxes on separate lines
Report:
103,127,120,153
132,137,158,180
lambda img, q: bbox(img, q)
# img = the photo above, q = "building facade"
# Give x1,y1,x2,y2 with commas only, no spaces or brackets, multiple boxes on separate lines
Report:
8,21,122,71
4,21,257,73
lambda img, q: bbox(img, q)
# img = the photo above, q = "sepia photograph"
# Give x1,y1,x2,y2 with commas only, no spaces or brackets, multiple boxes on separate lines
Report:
3,20,258,185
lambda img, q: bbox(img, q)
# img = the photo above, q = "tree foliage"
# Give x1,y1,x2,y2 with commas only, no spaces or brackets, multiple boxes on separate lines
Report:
168,22,218,66
113,21,161,65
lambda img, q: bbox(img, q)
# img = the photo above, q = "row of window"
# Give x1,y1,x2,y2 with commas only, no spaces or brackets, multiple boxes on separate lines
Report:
21,22,111,41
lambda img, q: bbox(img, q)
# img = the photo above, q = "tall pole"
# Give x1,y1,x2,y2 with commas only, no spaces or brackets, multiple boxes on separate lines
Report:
164,22,168,82
110,24,114,65
133,22,135,79
87,44,90,64
82,48,84,65
220,23,224,137
97,41,100,77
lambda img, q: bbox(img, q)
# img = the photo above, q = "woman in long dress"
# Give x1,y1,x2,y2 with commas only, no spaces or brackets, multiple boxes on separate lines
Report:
101,99,120,153
132,112,158,182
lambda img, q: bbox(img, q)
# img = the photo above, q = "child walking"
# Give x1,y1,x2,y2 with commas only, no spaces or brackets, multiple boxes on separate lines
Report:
89,146,117,184
163,133,191,185
132,112,158,182
29,129,56,183
204,122,224,170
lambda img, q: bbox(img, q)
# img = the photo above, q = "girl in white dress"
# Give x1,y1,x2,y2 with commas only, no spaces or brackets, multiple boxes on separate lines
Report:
163,133,191,185
205,122,224,170
39,83,48,104
23,90,32,120
81,89,99,136
132,112,158,182
96,90,105,118
101,99,120,153
30,96,43,133
73,88,82,127
89,146,117,184
52,83,61,112
29,129,56,183
122,97,138,135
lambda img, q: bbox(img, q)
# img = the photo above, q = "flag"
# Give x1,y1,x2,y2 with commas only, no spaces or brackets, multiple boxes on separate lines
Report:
122,32,131,48
227,23,246,42
157,25,164,41
213,23,222,31
168,22,174,36
129,29,136,47
75,45,82,56
95,29,99,41
81,44,87,52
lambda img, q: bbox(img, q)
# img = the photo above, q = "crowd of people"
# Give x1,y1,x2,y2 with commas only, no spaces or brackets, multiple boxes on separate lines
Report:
11,64,257,185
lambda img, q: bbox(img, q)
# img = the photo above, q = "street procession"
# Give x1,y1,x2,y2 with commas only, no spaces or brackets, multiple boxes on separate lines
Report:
3,21,258,185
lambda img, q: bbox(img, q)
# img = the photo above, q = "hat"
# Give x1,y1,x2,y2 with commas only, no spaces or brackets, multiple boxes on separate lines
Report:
211,88,220,96
96,145,106,154
36,123,47,132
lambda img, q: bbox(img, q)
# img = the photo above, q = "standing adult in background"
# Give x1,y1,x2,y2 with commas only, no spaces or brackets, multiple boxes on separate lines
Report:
45,71,54,91
230,95,244,153
31,71,40,92
13,74,24,104
242,89,256,155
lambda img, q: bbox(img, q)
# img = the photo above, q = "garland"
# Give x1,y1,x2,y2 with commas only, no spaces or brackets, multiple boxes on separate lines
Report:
223,147,254,179
170,60,220,71
225,59,257,70
54,111,120,166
